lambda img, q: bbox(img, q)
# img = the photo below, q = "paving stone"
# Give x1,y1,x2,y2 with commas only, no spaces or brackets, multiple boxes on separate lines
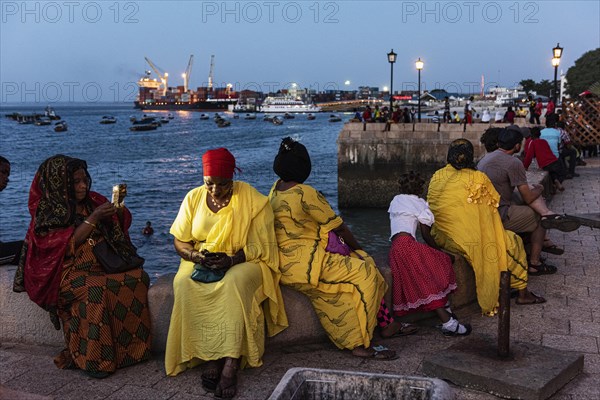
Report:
542,334,599,353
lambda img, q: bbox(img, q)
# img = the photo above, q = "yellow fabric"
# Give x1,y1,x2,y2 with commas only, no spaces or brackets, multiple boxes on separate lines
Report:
269,182,387,350
165,181,288,376
427,165,528,315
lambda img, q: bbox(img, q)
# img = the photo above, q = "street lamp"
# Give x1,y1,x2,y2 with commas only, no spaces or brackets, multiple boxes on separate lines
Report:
552,43,563,104
415,58,424,122
387,49,397,113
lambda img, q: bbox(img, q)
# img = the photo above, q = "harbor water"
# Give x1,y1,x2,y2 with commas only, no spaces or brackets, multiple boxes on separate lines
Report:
0,104,390,281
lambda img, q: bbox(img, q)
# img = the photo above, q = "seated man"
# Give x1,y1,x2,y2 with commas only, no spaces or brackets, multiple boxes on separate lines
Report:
0,156,23,265
477,128,580,275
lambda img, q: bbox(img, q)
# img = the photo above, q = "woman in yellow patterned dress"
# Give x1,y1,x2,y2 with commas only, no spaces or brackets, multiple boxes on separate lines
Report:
165,148,287,398
427,139,546,314
268,137,409,360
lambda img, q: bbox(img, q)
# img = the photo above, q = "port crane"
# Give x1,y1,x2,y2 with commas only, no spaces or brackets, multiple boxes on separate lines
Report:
207,55,215,98
182,55,194,93
144,57,169,96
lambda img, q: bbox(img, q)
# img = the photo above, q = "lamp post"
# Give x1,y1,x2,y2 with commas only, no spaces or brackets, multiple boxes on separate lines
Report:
387,49,397,113
416,58,424,122
552,43,563,104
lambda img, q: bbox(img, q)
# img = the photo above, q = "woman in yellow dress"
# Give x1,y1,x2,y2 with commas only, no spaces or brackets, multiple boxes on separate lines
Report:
427,139,545,315
268,137,412,360
165,148,288,398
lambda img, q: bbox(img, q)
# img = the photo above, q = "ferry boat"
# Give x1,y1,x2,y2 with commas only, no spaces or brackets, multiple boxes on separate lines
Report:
259,96,321,114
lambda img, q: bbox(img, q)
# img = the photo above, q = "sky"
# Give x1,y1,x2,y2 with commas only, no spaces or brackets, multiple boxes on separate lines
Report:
1,0,599,103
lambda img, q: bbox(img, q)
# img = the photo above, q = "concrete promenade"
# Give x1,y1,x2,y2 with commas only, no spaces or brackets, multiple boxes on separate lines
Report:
1,159,599,400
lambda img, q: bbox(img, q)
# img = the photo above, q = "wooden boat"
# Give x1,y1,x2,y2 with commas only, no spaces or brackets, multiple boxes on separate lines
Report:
35,118,52,126
100,116,117,124
283,113,295,119
54,121,68,132
129,123,159,131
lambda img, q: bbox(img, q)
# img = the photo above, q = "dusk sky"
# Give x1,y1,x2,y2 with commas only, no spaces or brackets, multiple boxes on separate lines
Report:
1,0,599,102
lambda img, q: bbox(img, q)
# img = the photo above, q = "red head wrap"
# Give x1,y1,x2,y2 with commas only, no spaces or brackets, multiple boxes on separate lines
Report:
202,148,236,179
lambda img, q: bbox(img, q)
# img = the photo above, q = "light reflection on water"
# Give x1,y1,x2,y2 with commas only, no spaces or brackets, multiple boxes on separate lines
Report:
1,104,392,281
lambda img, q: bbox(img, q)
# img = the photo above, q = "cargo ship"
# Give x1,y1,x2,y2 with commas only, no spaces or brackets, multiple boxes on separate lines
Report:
134,55,239,111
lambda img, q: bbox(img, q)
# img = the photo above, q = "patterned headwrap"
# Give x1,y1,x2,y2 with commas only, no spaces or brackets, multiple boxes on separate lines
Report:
273,137,312,183
202,148,237,179
447,138,476,170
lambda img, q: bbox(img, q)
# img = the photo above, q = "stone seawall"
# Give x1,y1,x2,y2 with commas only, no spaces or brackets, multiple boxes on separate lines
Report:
337,121,517,208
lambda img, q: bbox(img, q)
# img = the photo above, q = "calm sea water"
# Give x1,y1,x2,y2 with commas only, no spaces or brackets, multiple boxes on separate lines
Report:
0,103,390,281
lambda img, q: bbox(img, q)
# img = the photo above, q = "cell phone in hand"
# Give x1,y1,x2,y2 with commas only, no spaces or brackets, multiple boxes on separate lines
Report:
111,184,127,208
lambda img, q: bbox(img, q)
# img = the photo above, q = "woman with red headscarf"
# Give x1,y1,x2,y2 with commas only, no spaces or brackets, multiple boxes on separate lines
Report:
165,148,287,398
14,155,152,378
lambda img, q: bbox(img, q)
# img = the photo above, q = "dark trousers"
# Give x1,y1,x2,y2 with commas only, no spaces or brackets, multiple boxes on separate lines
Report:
542,160,566,183
0,240,23,265
560,147,578,175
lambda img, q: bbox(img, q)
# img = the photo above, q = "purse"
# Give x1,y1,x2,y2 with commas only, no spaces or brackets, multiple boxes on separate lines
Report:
91,238,145,274
191,263,227,283
326,231,352,256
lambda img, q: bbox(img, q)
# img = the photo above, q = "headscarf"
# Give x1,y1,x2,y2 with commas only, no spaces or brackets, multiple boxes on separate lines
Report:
447,138,476,170
273,137,312,183
202,148,237,179
18,155,134,310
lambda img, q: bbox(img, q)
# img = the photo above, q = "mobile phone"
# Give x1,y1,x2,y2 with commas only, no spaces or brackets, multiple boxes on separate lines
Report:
111,183,127,207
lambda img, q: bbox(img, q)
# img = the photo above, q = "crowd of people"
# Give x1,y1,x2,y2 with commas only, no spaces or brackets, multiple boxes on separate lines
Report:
0,119,589,397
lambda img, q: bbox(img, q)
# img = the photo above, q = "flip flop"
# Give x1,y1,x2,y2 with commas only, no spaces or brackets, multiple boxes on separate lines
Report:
540,214,580,232
515,292,546,305
381,322,419,338
352,345,398,360
542,244,565,255
528,261,557,276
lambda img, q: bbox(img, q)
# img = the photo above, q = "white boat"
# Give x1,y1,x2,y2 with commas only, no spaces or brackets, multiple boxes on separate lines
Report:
259,96,321,114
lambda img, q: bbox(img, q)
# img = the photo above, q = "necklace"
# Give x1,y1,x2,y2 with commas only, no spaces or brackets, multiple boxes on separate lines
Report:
209,190,232,209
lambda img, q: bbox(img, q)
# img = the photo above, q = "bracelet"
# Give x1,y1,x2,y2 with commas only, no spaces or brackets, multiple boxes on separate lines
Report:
83,220,97,229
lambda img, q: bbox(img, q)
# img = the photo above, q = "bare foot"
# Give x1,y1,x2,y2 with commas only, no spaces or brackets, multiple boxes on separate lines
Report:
215,357,239,398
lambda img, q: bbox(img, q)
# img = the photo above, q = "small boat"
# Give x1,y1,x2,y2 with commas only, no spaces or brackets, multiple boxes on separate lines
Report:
263,115,274,122
307,114,316,120
328,114,342,122
167,113,174,119
54,121,68,132
244,113,257,120
272,116,284,125
129,122,159,131
160,117,170,124
100,116,117,124
199,114,210,120
35,118,52,126
132,116,158,125
283,113,295,119
216,119,231,128
45,106,61,120
233,114,240,119
214,113,221,121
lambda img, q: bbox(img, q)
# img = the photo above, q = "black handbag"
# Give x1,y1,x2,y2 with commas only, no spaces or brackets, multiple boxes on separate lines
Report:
191,263,226,283
91,238,145,274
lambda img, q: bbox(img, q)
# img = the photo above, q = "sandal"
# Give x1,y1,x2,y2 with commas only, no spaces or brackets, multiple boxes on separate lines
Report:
440,323,472,337
201,359,225,391
515,292,546,305
528,261,557,276
540,214,580,232
352,345,398,360
380,322,419,338
215,359,239,399
542,244,565,255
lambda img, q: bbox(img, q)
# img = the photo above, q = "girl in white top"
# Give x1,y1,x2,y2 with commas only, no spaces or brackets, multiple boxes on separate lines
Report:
388,172,471,336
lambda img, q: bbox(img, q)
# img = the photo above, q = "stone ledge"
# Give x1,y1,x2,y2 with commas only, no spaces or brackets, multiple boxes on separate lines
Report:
0,254,477,353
